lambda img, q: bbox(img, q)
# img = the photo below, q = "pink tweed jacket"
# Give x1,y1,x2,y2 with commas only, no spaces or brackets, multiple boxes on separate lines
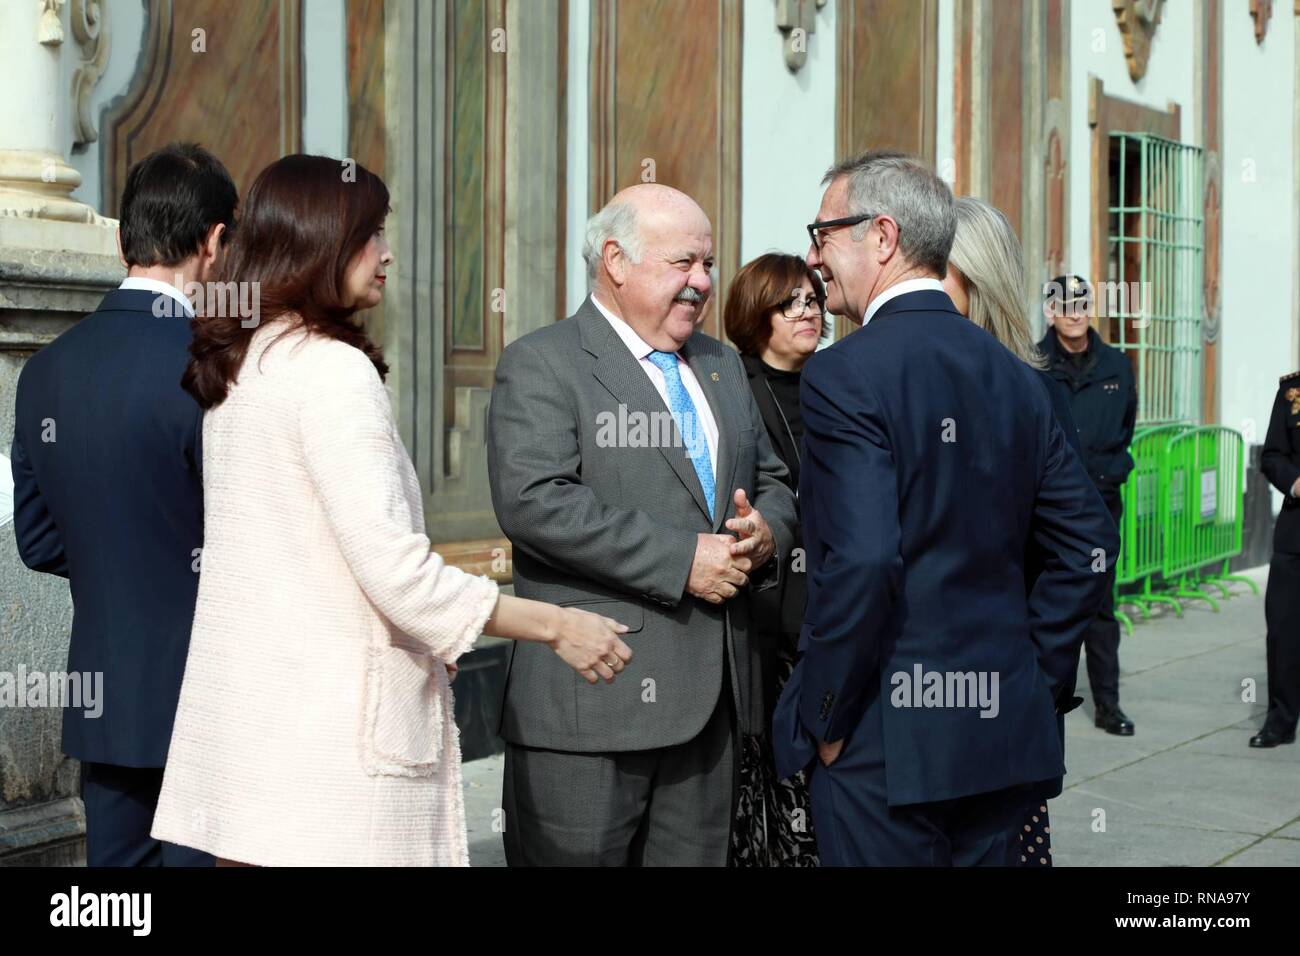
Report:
151,319,499,866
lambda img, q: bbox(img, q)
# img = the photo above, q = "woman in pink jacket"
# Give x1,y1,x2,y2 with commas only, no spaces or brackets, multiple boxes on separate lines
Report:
151,155,630,866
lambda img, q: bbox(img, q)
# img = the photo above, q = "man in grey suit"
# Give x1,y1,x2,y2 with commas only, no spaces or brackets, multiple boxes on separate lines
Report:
487,184,797,866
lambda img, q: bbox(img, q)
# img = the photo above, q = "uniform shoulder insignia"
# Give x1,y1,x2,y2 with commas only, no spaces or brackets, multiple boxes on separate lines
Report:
1281,370,1300,383
1284,374,1300,415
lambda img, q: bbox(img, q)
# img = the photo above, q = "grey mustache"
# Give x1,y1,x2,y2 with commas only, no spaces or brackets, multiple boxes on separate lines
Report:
674,288,704,304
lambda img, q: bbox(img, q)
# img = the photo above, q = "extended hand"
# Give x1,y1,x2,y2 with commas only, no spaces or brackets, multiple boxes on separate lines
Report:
725,488,775,570
687,533,751,604
549,607,632,684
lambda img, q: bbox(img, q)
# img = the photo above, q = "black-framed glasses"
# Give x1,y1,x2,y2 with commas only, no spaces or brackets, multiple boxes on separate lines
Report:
807,213,877,251
779,290,824,321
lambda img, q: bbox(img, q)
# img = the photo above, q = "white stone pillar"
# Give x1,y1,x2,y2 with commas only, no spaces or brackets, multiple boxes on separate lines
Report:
0,0,115,255
1,0,84,219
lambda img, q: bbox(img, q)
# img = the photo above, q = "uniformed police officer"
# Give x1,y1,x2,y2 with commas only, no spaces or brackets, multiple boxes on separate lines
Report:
1039,275,1137,736
1253,371,1300,748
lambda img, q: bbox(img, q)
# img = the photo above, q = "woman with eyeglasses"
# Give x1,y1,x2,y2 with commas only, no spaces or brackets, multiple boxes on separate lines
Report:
721,252,826,867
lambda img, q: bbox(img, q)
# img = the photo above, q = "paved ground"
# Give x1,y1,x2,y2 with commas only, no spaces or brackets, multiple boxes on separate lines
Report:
462,564,1300,866
1051,564,1299,866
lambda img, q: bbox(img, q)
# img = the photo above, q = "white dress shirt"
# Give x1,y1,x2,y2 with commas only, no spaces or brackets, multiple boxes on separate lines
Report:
862,277,946,325
120,276,195,317
590,294,719,473
0,451,12,528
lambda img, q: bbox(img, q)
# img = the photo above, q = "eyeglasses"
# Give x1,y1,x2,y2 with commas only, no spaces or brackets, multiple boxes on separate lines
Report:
779,290,823,321
807,213,878,251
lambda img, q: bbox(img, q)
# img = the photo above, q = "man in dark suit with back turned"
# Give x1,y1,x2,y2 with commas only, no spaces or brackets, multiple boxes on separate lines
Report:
11,143,237,866
773,151,1117,866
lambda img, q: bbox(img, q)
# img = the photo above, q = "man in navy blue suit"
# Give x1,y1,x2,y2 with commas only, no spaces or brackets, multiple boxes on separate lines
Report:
11,143,237,866
773,151,1117,866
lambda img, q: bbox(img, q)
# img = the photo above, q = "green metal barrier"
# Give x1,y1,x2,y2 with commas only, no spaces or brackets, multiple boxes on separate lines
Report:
1159,426,1257,611
1116,424,1193,631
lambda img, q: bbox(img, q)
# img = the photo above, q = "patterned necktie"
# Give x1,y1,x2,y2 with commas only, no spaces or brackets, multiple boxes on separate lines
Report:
646,350,716,521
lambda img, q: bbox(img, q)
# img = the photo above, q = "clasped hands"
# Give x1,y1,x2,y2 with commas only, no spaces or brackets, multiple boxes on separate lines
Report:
686,489,776,605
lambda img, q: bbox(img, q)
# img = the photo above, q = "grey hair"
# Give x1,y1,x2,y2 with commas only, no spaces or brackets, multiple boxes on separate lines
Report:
582,201,644,281
821,150,956,276
948,197,1047,370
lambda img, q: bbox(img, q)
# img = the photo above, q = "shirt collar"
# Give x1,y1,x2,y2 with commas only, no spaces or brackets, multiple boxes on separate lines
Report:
119,276,195,317
862,277,945,325
590,293,665,362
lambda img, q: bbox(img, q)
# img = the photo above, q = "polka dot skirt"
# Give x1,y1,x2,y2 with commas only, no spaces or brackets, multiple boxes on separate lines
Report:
1019,804,1052,866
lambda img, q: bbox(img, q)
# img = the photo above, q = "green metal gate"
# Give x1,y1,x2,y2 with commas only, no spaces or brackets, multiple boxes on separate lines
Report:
1106,133,1204,427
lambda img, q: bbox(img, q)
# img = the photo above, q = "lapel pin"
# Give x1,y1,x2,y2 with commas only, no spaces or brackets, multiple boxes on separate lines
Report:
710,372,719,382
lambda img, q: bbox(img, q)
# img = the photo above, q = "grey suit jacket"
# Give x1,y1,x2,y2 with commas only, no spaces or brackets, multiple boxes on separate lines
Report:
487,297,798,752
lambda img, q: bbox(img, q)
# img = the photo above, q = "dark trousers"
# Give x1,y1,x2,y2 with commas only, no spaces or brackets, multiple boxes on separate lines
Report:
1263,552,1300,733
81,762,215,867
808,708,1025,867
501,675,737,867
1084,491,1124,708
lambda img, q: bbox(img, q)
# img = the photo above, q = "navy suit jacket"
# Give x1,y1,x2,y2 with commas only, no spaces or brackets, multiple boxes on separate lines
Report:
773,290,1117,806
10,288,204,768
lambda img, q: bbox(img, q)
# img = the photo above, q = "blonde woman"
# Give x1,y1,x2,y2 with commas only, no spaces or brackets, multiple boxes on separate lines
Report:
942,197,1079,453
940,195,1089,867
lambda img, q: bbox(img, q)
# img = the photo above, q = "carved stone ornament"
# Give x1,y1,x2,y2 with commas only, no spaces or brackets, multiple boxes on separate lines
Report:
38,0,67,46
1112,0,1165,83
1250,0,1272,45
71,0,111,146
776,0,827,73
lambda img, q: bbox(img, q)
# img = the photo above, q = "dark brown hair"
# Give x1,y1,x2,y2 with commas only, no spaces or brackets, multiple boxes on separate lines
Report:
182,154,390,409
723,253,826,356
120,142,237,267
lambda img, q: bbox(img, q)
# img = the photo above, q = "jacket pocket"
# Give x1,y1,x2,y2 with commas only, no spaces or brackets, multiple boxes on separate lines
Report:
360,644,444,777
558,599,647,741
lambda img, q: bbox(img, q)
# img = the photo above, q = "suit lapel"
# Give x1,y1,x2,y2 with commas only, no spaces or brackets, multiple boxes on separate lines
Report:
580,302,714,522
742,355,795,475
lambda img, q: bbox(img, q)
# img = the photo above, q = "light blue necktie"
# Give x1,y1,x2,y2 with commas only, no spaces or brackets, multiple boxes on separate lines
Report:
647,350,716,521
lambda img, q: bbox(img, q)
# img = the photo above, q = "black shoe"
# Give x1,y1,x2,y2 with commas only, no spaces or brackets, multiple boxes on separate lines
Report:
1094,704,1135,736
1249,727,1296,748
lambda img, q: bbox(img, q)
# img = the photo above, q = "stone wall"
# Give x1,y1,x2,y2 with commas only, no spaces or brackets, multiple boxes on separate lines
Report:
1,249,123,865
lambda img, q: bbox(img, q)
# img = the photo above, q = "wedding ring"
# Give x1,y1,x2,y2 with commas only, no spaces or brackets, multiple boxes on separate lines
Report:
604,658,620,668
